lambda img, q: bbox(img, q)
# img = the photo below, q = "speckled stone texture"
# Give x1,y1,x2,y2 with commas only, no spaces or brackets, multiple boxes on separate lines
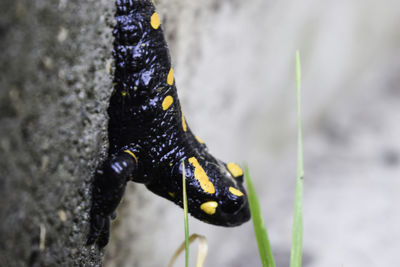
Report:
0,0,114,266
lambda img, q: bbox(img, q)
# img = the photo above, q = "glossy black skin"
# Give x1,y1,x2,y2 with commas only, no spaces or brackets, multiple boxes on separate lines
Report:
87,0,250,247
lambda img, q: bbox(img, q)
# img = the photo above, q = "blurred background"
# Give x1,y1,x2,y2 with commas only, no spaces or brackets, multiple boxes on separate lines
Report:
1,0,399,266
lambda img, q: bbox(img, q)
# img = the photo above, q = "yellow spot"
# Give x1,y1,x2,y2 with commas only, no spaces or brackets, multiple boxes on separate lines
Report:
121,91,127,96
168,192,175,198
124,150,138,164
162,95,173,110
227,162,243,178
181,112,187,132
229,187,244,197
195,136,204,144
200,201,218,215
188,157,215,194
167,68,174,85
150,12,161,29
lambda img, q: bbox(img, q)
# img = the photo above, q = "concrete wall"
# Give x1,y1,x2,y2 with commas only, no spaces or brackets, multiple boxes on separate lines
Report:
1,0,399,266
0,0,113,265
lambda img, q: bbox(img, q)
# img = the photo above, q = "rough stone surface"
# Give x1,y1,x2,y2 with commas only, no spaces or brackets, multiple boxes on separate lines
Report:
0,0,114,266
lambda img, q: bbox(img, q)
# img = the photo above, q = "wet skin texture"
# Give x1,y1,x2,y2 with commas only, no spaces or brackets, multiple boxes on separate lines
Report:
87,0,250,248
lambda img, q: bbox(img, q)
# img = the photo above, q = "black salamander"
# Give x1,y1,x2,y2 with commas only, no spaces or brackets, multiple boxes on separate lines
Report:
87,0,250,247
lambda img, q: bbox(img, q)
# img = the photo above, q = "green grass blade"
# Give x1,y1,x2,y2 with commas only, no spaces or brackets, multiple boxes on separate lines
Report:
182,161,189,267
290,50,304,267
245,165,276,267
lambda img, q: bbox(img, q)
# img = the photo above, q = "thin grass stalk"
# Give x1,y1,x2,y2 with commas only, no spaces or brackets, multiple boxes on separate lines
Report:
290,50,304,267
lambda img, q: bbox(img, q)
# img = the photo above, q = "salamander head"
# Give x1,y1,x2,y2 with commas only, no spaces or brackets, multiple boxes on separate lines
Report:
181,156,251,226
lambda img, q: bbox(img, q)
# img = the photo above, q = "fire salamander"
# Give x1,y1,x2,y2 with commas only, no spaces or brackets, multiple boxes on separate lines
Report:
87,0,250,247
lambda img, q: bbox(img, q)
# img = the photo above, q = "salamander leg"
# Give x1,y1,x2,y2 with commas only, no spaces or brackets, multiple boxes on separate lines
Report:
87,148,139,247
96,216,111,248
